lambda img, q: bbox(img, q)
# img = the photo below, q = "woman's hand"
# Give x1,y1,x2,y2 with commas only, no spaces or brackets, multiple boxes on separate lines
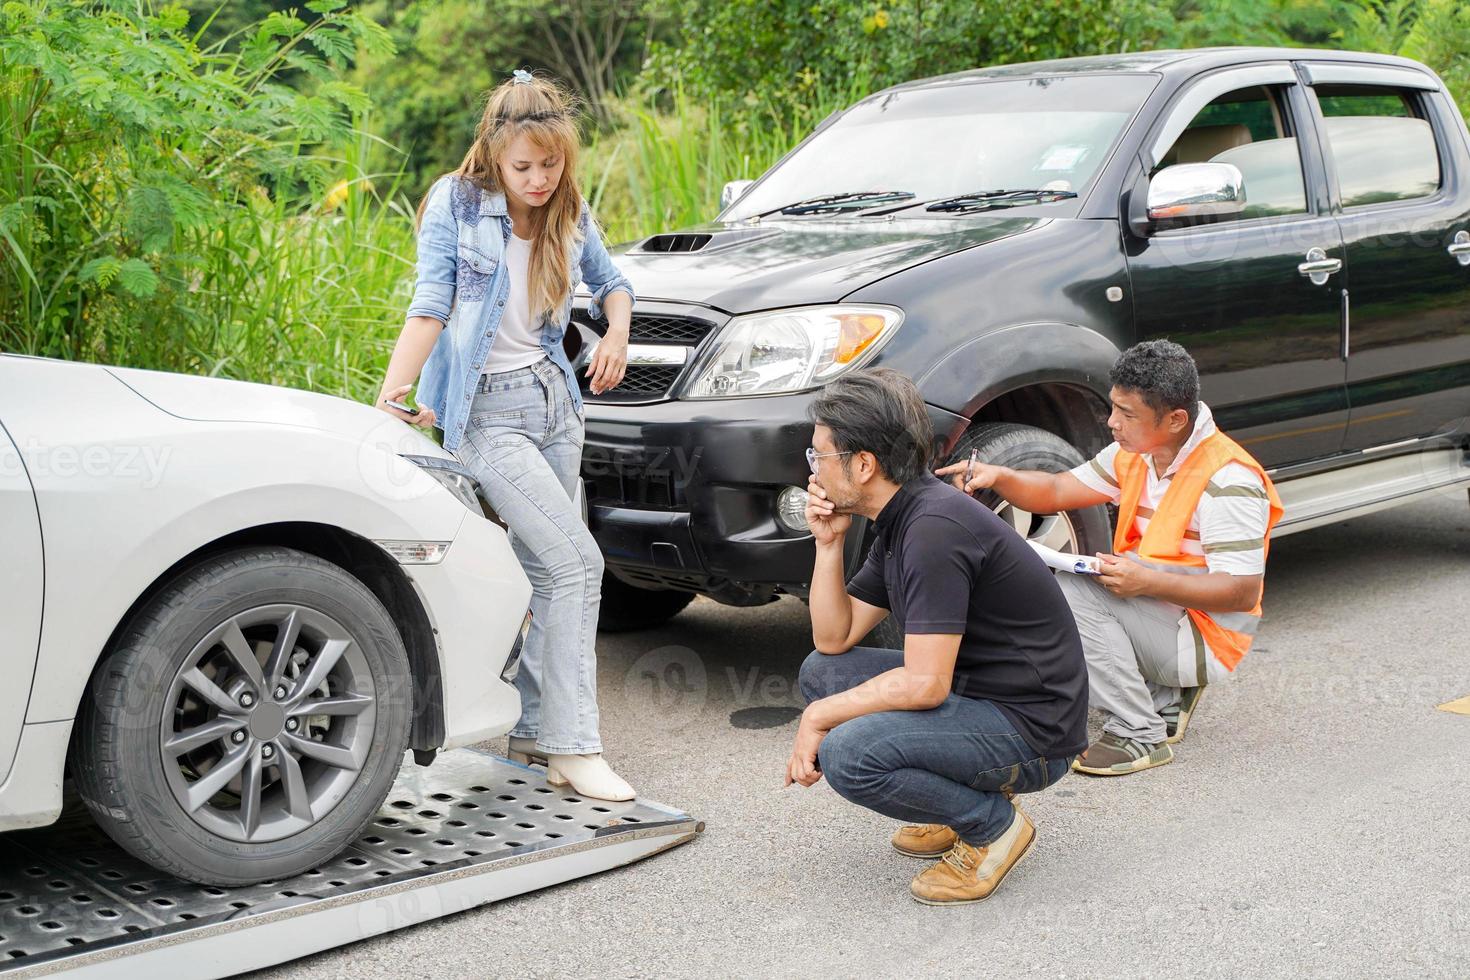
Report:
586,326,628,395
377,383,437,428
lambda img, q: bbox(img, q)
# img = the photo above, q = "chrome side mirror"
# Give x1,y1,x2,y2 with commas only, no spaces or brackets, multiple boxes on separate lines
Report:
1146,163,1246,224
720,179,755,211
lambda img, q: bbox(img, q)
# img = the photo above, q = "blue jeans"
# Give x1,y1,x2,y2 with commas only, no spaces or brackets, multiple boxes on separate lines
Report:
452,356,604,754
798,647,1075,846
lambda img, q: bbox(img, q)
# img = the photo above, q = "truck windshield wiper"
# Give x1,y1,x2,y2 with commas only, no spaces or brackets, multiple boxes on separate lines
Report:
751,190,915,218
877,188,1079,214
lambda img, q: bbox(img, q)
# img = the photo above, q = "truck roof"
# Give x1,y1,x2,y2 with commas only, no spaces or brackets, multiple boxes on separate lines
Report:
882,46,1439,93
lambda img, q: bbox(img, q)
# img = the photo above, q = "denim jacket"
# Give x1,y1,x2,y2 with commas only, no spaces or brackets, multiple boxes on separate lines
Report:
408,175,636,452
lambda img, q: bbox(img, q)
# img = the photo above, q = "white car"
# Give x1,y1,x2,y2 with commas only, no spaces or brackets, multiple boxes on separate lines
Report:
0,353,532,885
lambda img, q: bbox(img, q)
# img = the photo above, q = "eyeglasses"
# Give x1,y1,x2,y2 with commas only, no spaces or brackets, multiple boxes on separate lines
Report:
806,447,852,474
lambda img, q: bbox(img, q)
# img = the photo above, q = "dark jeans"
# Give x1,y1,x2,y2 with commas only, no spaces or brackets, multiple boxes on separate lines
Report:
798,647,1074,846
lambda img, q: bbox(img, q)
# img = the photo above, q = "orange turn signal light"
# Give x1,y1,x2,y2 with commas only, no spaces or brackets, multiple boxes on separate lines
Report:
834,314,887,364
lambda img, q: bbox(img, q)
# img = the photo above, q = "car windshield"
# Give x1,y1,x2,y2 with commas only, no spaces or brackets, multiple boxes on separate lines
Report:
723,74,1158,221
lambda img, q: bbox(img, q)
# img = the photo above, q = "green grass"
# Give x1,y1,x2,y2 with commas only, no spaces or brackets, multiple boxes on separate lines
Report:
0,2,857,404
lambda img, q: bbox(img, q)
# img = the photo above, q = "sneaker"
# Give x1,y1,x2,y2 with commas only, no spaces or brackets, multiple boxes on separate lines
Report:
891,824,958,858
909,807,1036,905
1070,733,1174,776
1160,686,1206,744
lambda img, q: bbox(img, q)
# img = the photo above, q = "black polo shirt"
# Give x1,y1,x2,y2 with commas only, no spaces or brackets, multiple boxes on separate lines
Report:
846,473,1088,758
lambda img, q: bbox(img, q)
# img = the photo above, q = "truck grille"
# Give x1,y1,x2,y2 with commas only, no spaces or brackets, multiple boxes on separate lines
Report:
622,313,716,345
572,311,717,403
617,364,683,396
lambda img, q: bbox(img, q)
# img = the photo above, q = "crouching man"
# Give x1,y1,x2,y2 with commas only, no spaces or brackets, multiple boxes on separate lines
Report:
786,368,1088,906
938,340,1284,776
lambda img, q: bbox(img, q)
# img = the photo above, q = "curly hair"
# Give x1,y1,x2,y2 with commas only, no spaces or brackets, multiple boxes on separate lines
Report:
1110,339,1200,424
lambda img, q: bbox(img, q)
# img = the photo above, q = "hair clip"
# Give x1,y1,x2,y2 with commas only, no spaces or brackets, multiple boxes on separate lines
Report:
512,69,534,85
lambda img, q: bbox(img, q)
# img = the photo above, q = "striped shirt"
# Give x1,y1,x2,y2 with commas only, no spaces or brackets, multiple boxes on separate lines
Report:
1069,403,1270,576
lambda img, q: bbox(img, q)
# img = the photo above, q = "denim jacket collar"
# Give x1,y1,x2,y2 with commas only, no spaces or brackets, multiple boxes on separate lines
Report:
479,189,509,217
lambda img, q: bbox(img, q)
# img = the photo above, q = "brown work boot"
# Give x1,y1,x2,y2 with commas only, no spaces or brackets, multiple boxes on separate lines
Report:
909,807,1036,906
891,823,958,857
1070,732,1173,776
890,792,1024,858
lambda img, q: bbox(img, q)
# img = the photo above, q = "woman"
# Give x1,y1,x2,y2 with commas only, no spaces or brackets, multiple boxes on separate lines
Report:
375,69,636,801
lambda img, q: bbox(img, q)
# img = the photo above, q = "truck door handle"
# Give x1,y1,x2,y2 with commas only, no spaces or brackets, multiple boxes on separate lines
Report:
1297,247,1342,285
1449,230,1470,266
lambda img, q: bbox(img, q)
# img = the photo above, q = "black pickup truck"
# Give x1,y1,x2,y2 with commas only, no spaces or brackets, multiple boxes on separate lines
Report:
566,46,1470,637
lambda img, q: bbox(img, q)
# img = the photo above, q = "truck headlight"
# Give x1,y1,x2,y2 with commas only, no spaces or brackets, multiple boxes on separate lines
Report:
681,304,903,399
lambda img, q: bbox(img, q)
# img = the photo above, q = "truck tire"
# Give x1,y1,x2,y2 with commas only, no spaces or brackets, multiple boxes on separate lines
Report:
861,422,1112,650
597,570,696,631
73,546,412,886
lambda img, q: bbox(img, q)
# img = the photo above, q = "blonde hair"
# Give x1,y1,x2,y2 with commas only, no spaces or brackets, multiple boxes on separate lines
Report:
420,71,584,325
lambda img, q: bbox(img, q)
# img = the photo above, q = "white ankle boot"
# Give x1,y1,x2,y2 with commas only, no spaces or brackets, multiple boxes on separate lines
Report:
507,737,636,802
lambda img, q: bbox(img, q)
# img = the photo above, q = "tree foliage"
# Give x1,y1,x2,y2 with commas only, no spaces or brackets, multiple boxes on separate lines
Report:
643,0,1179,101
0,0,392,367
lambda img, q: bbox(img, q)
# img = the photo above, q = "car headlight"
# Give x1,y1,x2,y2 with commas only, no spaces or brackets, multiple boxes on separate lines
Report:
680,304,903,399
398,454,483,514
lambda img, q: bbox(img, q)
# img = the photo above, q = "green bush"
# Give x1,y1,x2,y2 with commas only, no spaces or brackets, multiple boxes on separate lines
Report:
0,0,413,401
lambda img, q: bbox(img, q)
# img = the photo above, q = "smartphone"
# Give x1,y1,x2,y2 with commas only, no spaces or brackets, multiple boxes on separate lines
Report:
384,399,418,415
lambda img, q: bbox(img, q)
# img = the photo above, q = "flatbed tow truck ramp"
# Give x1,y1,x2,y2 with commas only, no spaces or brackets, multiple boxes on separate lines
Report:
0,749,702,978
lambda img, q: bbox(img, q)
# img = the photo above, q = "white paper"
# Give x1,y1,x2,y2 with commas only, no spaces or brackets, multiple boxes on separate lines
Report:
1027,540,1102,576
1038,144,1089,171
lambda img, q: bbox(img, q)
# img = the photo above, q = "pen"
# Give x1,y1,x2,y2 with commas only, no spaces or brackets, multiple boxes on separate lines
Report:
966,447,978,488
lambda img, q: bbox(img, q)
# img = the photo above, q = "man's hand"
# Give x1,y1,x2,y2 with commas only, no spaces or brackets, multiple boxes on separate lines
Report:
933,459,1004,495
784,709,829,788
1096,553,1158,599
805,475,851,546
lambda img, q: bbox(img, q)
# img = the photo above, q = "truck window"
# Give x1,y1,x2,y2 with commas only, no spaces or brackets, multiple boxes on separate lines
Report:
1313,84,1440,207
1154,85,1308,221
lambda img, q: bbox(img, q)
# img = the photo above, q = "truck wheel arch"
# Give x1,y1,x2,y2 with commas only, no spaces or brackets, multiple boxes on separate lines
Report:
914,320,1121,457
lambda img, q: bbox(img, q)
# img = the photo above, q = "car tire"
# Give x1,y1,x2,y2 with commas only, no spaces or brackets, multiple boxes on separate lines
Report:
596,570,696,632
860,422,1112,650
73,546,412,885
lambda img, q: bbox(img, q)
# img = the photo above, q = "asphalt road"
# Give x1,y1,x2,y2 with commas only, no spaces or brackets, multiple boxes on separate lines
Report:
265,490,1470,978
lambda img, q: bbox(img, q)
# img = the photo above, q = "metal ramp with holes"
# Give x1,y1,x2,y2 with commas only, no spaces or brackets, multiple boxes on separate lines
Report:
0,749,701,978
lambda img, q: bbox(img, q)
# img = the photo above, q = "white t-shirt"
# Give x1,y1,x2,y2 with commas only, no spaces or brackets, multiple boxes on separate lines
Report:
481,234,548,375
1068,402,1271,576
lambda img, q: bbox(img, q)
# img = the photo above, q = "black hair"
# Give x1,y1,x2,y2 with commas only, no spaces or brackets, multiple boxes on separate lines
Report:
1109,340,1200,425
808,368,933,485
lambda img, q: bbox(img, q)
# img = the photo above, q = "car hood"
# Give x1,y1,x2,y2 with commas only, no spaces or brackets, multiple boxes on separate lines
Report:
603,215,1048,312
107,365,454,460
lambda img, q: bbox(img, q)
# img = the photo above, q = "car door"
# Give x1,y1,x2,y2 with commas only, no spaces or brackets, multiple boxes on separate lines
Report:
1125,65,1350,468
1299,62,1470,453
0,414,44,786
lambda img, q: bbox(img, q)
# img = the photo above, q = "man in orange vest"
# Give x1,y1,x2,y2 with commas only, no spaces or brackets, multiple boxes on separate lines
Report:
937,341,1283,776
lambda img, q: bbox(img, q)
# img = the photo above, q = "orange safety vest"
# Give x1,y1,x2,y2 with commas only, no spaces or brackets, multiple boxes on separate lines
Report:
1113,430,1284,672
